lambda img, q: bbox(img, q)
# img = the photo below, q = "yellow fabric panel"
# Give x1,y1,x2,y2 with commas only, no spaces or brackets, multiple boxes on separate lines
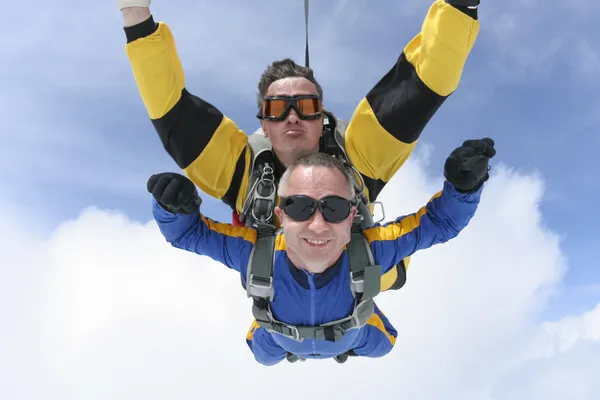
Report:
366,312,397,346
125,22,185,120
380,267,398,291
363,191,443,242
200,215,257,244
275,233,287,251
405,0,479,96
345,98,418,181
246,319,260,341
183,116,249,199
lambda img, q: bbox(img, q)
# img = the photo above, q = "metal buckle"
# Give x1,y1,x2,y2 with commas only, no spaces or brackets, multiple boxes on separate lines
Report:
272,322,301,342
251,165,276,224
350,273,364,296
248,273,273,300
370,201,385,224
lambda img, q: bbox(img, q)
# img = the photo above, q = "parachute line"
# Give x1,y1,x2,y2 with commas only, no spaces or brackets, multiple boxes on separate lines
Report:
304,0,310,68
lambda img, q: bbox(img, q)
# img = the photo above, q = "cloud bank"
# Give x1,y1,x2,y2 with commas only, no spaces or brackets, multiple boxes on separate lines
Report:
1,149,598,399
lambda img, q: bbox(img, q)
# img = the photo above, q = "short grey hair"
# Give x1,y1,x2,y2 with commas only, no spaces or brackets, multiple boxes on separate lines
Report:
277,152,356,199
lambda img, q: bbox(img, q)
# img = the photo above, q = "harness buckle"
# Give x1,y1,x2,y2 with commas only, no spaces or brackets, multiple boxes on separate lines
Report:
248,273,273,300
350,273,364,297
272,322,301,342
369,200,385,224
250,165,276,225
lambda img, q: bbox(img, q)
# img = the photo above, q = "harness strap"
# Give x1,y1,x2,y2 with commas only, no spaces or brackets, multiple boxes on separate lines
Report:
246,223,276,301
348,224,381,301
254,297,375,342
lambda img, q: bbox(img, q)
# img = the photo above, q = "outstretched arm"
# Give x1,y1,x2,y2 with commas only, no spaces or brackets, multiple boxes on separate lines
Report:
148,172,256,275
366,180,480,273
118,0,252,214
153,200,256,274
365,137,495,273
344,0,481,201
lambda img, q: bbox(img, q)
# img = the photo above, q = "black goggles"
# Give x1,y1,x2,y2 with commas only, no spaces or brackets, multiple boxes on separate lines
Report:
279,195,355,223
256,95,323,121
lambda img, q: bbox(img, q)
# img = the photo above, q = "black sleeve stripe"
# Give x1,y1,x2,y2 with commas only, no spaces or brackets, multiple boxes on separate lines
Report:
222,150,247,210
124,15,159,44
151,88,224,169
449,4,478,20
361,174,387,203
365,53,447,145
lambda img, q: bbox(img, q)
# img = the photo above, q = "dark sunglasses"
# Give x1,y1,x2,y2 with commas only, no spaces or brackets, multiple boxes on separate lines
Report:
279,195,355,223
256,95,323,121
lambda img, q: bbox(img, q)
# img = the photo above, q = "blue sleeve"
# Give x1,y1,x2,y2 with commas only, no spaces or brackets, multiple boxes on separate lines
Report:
152,199,256,275
364,180,481,273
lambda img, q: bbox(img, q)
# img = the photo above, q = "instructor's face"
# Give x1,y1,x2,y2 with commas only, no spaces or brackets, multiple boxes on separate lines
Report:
260,77,324,166
274,166,357,274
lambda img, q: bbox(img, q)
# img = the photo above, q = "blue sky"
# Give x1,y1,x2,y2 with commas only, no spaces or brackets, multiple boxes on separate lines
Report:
1,1,600,398
4,0,598,314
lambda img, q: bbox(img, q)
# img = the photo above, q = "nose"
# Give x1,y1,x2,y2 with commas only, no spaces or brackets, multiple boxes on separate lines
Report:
286,109,299,124
307,210,329,234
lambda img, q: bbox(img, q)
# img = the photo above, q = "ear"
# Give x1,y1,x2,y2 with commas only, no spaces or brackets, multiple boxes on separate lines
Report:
349,206,358,222
274,206,284,222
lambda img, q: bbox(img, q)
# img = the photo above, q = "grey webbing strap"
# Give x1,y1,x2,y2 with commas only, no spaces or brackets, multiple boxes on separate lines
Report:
347,229,381,301
246,227,276,301
304,0,310,68
259,299,375,342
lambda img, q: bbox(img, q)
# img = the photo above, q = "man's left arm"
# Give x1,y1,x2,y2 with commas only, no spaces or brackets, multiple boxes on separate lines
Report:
365,136,494,272
344,0,480,201
365,180,480,272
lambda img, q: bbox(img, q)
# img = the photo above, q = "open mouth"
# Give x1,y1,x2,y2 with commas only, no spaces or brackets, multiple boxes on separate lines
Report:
303,238,330,247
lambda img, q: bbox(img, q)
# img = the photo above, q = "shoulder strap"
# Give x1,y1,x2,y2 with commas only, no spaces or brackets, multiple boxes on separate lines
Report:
239,129,277,227
321,111,375,229
348,219,381,301
245,218,382,344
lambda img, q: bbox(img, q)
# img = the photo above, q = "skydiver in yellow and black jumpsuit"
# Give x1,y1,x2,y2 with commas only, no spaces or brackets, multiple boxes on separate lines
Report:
118,0,480,294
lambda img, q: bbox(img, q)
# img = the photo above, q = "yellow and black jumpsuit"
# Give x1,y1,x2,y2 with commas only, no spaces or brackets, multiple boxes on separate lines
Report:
123,0,480,213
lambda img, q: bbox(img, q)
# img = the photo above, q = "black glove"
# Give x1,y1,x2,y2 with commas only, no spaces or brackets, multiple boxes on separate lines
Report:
147,172,201,214
444,138,496,193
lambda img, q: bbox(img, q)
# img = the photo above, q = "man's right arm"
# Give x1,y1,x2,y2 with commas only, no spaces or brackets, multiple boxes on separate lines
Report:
152,199,256,275
120,2,252,214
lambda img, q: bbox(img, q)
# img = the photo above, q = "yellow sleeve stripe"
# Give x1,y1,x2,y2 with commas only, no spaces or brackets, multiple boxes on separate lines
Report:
363,191,443,242
366,313,397,346
345,98,418,181
404,0,479,96
200,215,257,244
183,116,249,199
125,22,185,120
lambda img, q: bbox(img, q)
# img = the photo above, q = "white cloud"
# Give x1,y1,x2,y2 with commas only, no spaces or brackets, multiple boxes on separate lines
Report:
1,148,598,399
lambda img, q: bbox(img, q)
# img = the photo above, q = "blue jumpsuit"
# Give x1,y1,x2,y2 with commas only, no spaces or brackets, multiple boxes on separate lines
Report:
153,181,482,365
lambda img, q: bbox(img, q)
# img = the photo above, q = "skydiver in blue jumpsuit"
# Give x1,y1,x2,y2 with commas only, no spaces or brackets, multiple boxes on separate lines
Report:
147,138,496,365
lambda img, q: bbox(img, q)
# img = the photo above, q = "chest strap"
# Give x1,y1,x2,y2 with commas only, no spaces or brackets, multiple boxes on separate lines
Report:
245,220,382,343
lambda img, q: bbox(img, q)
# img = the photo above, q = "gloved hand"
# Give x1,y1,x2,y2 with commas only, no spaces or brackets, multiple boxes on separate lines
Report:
147,172,201,214
118,0,150,10
444,138,496,193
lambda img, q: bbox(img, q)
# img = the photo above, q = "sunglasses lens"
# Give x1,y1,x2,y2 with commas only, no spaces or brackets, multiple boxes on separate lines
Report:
282,196,351,223
283,196,317,221
320,196,351,222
